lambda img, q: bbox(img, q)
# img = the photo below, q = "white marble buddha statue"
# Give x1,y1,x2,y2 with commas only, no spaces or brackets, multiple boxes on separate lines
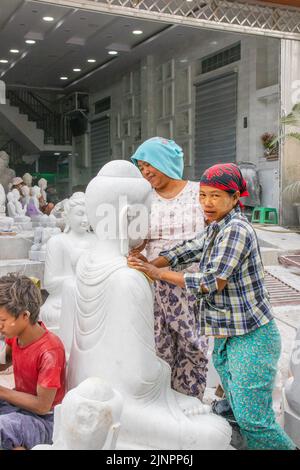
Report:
0,151,15,193
0,185,14,232
33,377,123,450
40,192,96,333
67,160,231,450
6,192,17,218
11,188,27,217
0,184,6,217
21,185,30,208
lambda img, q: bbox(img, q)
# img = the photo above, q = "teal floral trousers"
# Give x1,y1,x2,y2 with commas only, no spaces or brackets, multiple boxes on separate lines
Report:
213,320,296,450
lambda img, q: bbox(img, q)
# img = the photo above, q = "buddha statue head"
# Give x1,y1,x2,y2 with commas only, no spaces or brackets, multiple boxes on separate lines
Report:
63,192,89,235
60,377,123,450
22,173,33,187
0,151,10,169
38,177,47,191
85,160,152,255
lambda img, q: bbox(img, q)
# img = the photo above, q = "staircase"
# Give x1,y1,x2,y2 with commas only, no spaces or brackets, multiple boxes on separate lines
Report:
0,89,72,154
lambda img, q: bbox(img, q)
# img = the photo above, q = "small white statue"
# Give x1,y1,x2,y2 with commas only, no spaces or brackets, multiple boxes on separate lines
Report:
21,184,30,207
67,161,232,450
40,192,96,334
0,151,15,193
33,377,123,450
22,172,33,187
0,184,6,217
6,192,17,218
11,188,27,216
38,178,48,203
31,186,43,213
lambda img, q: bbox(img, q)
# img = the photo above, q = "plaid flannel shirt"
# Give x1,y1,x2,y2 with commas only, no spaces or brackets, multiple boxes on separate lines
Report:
159,207,273,337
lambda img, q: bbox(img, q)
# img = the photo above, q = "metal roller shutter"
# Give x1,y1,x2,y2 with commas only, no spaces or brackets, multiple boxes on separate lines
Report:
90,116,110,177
194,72,237,180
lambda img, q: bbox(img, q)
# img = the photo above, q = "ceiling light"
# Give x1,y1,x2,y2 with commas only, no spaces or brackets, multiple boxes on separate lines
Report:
43,16,54,22
73,68,81,72
60,76,68,80
87,59,96,63
132,30,143,35
25,40,36,44
0,59,8,64
10,49,19,54
108,50,118,55
210,41,218,45
54,152,61,156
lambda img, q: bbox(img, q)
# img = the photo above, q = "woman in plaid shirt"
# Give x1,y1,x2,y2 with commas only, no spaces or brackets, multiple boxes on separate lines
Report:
128,162,296,450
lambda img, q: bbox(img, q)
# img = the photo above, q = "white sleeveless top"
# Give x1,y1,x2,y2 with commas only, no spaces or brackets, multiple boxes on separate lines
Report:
146,181,204,262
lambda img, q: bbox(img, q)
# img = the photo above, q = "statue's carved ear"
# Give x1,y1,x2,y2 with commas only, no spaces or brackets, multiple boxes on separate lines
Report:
119,204,129,256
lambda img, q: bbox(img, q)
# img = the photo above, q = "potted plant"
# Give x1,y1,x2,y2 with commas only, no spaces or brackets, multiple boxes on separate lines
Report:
261,132,279,160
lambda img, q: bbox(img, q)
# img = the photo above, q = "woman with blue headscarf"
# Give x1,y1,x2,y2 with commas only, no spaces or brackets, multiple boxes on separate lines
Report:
130,137,208,400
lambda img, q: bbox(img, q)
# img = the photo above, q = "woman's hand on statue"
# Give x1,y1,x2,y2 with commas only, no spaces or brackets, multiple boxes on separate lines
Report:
127,256,162,281
128,250,149,263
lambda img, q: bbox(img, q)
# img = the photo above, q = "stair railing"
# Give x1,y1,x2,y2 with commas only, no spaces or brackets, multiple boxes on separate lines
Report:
6,89,71,146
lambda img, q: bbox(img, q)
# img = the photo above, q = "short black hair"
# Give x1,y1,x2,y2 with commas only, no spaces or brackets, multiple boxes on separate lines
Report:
0,273,42,324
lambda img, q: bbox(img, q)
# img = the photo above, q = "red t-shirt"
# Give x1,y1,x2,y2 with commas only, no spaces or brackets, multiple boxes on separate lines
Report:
6,323,66,408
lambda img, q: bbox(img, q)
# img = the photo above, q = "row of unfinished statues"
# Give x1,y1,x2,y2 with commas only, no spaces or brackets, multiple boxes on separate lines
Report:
37,160,300,449
0,151,54,233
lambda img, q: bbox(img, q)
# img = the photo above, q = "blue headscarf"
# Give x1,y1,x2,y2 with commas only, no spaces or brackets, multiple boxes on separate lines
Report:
131,137,184,180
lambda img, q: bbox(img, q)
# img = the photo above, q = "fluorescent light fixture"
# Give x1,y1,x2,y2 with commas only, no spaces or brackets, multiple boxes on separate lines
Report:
73,68,81,72
60,76,68,80
10,49,19,54
132,30,143,35
87,59,96,63
43,16,54,22
108,50,118,55
0,59,8,63
25,40,36,44
54,152,61,156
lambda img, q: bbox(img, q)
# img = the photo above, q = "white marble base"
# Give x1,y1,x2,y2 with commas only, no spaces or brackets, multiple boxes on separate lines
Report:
282,385,300,448
0,231,34,259
0,259,44,286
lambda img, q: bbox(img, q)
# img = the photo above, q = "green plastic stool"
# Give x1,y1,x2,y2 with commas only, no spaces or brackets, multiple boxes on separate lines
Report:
251,207,278,225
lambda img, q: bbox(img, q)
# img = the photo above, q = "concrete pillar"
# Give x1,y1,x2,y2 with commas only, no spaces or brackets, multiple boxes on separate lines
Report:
280,39,300,226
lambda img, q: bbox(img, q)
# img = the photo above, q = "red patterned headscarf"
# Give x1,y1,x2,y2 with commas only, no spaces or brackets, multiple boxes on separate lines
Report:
200,163,249,199
200,163,249,209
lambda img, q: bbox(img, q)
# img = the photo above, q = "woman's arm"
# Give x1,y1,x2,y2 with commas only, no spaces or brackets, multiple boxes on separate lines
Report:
128,258,228,292
128,257,184,287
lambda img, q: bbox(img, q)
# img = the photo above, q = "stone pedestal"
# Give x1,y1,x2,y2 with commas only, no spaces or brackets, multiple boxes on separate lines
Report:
0,231,34,259
0,259,44,287
282,384,300,448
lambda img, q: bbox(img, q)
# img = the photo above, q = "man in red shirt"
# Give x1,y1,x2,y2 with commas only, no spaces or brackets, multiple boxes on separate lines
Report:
0,273,66,450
